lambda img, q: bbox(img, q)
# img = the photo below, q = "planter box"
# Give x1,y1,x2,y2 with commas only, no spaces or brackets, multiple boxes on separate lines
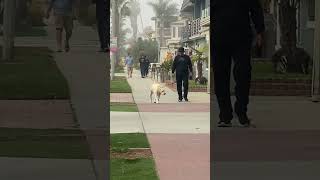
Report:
165,81,207,92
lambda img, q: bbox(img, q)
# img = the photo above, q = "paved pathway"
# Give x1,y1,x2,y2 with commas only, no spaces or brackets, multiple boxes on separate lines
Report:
212,95,320,179
0,100,75,129
48,22,108,180
126,70,210,180
0,21,107,179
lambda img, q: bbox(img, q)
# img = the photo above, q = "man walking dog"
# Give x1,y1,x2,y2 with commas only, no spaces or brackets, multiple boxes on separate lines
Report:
172,47,193,102
212,0,265,127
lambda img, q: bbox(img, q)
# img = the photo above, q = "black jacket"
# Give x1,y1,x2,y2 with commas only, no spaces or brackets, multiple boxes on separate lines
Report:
172,54,193,75
212,0,265,41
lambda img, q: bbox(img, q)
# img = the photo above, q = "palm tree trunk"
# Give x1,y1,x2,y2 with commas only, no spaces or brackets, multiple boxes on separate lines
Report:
160,20,164,47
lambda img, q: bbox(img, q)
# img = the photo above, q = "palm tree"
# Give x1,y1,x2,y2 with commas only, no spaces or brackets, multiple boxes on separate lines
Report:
128,0,140,40
148,0,179,47
191,44,209,84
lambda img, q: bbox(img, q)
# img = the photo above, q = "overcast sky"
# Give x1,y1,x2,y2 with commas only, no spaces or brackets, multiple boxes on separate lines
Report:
124,0,183,38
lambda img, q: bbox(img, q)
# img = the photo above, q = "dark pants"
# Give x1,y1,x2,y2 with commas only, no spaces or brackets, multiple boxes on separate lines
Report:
97,19,107,49
176,73,189,99
213,39,252,122
144,67,149,77
140,64,144,77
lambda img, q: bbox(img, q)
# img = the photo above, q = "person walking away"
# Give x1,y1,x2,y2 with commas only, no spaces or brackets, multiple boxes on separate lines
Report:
92,0,108,52
212,0,265,128
125,54,134,78
172,47,193,102
139,55,146,78
143,56,150,77
46,0,76,52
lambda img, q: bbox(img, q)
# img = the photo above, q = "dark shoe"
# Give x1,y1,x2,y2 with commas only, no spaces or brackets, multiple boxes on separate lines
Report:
237,114,252,127
178,99,182,102
184,97,189,102
218,121,232,128
65,40,70,52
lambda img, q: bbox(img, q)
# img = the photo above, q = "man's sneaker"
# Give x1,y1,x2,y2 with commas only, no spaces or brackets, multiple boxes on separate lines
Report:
218,121,232,127
184,97,189,102
237,114,253,128
178,99,183,102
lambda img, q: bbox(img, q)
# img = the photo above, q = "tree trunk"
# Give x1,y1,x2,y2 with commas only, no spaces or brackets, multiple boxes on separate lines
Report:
2,0,16,61
197,60,203,78
159,20,164,47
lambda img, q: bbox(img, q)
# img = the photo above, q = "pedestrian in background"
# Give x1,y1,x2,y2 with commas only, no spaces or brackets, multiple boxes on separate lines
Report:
125,53,134,78
143,56,150,78
46,0,76,52
139,55,146,78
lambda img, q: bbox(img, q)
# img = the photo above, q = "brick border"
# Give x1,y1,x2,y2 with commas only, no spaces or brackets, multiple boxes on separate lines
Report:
166,79,313,96
165,81,207,92
250,79,312,96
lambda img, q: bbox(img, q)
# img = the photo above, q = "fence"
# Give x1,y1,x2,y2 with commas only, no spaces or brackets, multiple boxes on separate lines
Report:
150,67,175,83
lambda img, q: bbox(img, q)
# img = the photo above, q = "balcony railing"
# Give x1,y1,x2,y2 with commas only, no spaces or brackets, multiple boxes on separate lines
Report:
181,18,201,42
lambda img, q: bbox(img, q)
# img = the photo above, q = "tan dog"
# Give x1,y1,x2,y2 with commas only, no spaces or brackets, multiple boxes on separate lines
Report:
150,82,166,103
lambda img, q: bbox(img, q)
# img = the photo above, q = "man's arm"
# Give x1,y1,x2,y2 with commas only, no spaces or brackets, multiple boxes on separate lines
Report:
46,0,54,18
172,57,177,74
249,0,265,46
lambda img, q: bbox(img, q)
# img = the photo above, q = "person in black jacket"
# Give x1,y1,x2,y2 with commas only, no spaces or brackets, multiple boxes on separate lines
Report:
139,55,146,78
212,0,265,127
92,0,108,52
142,57,150,77
172,47,193,102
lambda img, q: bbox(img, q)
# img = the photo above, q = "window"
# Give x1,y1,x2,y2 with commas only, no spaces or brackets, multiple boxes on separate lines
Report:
178,27,183,38
308,0,315,21
172,27,176,38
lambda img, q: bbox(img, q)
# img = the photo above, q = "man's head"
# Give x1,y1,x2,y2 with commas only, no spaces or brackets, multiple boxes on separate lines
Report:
177,47,185,55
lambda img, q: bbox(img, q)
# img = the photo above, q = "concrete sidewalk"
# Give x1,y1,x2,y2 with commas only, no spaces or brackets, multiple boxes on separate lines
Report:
48,22,108,179
212,95,320,179
212,96,320,129
127,70,210,104
0,22,107,179
125,70,210,180
0,157,96,180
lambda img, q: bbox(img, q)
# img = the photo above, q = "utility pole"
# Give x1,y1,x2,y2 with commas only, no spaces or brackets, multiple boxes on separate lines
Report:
2,0,16,61
312,1,320,102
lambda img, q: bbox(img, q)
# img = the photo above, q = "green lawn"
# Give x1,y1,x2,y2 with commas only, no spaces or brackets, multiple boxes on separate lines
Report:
252,62,312,80
189,80,207,88
111,133,150,152
111,158,159,180
110,102,138,112
111,76,132,93
0,47,70,99
0,128,90,159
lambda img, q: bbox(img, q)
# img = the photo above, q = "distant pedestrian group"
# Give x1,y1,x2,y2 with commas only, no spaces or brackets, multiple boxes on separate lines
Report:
139,55,150,78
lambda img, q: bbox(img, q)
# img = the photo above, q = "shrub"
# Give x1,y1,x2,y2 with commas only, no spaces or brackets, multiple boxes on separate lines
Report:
29,3,46,26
